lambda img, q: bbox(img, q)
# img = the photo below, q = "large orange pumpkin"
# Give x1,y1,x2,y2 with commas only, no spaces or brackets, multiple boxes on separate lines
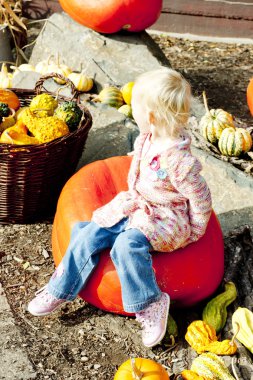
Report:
58,0,163,34
52,156,224,315
247,78,253,116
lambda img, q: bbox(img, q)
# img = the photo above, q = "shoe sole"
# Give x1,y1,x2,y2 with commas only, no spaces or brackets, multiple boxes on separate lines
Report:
27,301,70,317
143,293,170,348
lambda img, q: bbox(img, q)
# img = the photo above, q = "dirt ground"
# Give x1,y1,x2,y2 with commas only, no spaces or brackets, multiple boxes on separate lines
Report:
1,32,253,379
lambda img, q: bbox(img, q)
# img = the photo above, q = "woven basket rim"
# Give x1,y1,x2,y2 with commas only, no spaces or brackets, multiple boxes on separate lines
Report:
0,85,92,152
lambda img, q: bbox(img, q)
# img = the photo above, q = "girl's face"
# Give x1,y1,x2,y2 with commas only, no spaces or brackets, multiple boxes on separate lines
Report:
131,85,151,134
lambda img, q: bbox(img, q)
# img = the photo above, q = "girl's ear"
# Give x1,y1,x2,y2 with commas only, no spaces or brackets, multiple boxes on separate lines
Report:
148,111,155,125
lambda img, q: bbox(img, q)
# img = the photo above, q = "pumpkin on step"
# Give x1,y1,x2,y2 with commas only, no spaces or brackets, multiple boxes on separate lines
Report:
200,92,235,144
59,0,163,34
218,127,252,157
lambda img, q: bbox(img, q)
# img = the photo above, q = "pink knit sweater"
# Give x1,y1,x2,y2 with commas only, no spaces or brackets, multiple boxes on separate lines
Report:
92,132,212,252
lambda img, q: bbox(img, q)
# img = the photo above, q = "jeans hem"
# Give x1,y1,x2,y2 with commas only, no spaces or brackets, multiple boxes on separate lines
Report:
47,284,76,301
123,292,162,313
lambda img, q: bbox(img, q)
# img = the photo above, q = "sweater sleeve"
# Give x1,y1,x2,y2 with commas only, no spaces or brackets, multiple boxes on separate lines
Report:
168,150,212,242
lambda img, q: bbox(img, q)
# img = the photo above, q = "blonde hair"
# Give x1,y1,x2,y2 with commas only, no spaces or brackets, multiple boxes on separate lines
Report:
134,67,192,137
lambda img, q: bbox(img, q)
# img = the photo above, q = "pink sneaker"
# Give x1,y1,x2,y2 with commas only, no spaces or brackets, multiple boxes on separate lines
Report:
27,286,68,316
136,292,170,348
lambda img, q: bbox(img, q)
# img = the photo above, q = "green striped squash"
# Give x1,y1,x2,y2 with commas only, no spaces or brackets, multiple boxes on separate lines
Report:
98,86,124,108
191,353,235,380
218,127,253,157
200,108,235,144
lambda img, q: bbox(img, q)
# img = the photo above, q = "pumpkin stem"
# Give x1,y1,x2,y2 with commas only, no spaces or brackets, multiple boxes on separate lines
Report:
202,91,210,115
130,358,143,380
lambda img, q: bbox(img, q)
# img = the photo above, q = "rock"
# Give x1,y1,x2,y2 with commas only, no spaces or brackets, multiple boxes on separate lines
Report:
29,12,170,91
78,102,139,168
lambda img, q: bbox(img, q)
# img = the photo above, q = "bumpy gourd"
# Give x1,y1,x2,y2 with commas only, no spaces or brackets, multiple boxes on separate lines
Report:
200,92,235,144
218,127,252,157
21,109,69,143
0,120,39,145
202,339,237,355
232,307,253,353
97,86,124,108
0,102,10,117
29,94,58,117
202,282,237,333
54,101,82,131
185,320,217,353
191,353,235,380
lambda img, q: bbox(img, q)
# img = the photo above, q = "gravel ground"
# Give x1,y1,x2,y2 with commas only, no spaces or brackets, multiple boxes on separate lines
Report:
1,31,253,379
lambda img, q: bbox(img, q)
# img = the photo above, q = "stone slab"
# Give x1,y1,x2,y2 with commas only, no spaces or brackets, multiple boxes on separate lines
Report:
29,12,170,91
0,283,36,380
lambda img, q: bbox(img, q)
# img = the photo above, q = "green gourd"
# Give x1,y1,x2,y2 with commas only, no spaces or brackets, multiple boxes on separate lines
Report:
54,101,82,131
202,282,237,333
164,314,178,346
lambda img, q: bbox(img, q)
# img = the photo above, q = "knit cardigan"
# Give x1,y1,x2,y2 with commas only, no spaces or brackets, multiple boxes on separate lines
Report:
92,132,212,252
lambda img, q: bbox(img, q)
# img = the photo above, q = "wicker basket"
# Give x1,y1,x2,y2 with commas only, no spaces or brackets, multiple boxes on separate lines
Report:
0,73,92,224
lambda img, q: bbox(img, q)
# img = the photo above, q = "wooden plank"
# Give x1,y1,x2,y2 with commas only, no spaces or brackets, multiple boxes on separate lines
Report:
152,12,253,38
162,0,253,21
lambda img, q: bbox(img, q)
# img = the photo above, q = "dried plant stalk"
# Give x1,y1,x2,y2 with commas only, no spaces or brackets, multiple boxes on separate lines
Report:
0,0,27,64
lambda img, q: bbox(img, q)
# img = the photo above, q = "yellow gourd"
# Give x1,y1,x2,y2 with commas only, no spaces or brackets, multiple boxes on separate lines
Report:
185,321,217,353
68,71,93,92
0,63,12,89
185,320,237,355
0,120,39,145
232,307,253,353
121,81,134,105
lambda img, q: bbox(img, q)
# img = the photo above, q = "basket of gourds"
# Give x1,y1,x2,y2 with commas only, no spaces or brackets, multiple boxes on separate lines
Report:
0,73,92,223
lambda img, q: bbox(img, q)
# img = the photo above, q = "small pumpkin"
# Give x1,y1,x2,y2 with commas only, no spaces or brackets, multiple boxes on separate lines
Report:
218,127,252,157
68,71,93,92
11,64,36,77
0,89,20,110
247,78,253,116
96,86,124,108
114,358,169,380
200,92,235,144
0,63,13,89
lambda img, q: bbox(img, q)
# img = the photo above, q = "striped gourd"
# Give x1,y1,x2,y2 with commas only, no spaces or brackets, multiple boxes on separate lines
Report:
200,92,235,144
191,353,235,380
97,86,124,108
218,127,253,157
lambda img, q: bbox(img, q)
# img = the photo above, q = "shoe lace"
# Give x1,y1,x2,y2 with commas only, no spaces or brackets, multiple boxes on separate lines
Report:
35,285,57,303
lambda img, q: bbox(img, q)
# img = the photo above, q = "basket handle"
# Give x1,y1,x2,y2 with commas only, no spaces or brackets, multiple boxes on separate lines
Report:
34,73,79,100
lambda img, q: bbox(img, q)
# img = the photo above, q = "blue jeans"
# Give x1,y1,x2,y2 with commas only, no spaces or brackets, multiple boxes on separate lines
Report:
47,218,161,312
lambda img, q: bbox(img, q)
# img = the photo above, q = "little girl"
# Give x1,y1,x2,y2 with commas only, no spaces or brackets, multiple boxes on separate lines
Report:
28,68,212,348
